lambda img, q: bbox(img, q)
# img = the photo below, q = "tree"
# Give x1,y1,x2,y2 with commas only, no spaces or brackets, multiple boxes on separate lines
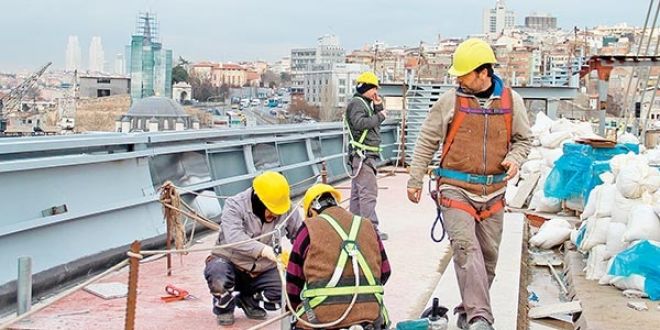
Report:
280,72,292,85
289,97,320,120
261,70,281,88
190,75,219,101
172,65,189,84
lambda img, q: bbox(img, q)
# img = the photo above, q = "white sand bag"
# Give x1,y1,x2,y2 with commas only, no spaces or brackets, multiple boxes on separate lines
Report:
539,147,563,167
610,153,640,177
616,163,660,199
529,218,572,249
586,244,609,280
604,222,628,260
540,131,573,149
191,190,223,219
610,274,646,292
533,190,562,213
611,191,645,225
580,217,611,252
617,132,640,145
623,205,660,243
531,112,553,136
581,173,616,220
599,258,615,285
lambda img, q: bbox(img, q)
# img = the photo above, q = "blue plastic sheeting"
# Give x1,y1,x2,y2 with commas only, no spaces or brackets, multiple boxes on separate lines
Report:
608,240,660,300
544,143,639,202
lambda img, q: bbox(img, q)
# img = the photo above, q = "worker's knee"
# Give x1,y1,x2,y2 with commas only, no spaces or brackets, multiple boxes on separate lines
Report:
204,258,235,295
451,239,476,268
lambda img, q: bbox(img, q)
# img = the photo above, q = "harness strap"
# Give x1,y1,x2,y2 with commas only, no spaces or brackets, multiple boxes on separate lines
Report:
439,197,505,222
344,97,382,153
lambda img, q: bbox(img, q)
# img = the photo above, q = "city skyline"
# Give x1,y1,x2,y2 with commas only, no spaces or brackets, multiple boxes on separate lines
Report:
0,0,646,72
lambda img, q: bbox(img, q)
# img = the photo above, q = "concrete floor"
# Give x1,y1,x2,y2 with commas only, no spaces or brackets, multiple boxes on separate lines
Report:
6,172,453,329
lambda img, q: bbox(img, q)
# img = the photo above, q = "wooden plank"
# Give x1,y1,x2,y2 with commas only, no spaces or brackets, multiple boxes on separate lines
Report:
508,172,541,208
528,301,582,319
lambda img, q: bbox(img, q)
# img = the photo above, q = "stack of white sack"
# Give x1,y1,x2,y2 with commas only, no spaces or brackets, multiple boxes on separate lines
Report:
520,113,602,213
529,218,573,249
567,152,660,287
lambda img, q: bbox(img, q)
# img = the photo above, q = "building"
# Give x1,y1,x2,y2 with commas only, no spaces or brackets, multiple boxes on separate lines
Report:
78,75,130,98
172,82,192,103
290,34,346,94
302,63,369,120
271,56,291,74
525,13,557,31
114,53,125,75
128,12,173,102
483,0,515,34
65,36,82,72
212,64,247,87
116,97,195,132
88,36,105,73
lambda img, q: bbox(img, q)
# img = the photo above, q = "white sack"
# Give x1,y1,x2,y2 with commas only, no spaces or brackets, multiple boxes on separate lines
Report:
581,175,616,220
539,148,563,167
617,132,640,145
616,162,660,199
580,217,611,252
604,222,628,260
529,218,572,249
611,191,645,225
191,190,223,219
531,190,562,213
610,274,646,292
623,205,660,243
531,112,553,136
540,131,574,149
586,244,609,280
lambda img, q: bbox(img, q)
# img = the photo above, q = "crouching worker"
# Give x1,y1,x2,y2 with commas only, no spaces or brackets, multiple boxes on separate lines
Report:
286,184,391,329
204,171,303,326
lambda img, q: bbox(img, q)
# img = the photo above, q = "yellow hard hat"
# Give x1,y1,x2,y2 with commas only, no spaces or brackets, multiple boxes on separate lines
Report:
448,39,497,77
303,183,342,217
356,71,379,87
253,171,291,215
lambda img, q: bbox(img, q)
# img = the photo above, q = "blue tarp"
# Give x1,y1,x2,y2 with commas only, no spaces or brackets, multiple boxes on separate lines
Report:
544,143,639,203
609,240,660,300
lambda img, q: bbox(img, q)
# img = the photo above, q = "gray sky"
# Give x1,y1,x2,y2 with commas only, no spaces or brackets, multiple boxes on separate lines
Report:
0,0,648,72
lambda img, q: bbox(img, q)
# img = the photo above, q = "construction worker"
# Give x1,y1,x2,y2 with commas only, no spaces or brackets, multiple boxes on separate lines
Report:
406,39,532,330
286,183,391,330
345,71,388,240
204,171,303,326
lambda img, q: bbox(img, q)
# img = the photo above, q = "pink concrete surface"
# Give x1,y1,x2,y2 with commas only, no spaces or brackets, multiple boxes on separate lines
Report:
7,171,449,329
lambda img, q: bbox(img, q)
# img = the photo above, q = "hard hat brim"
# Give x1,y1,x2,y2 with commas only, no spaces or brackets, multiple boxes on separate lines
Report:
267,199,291,216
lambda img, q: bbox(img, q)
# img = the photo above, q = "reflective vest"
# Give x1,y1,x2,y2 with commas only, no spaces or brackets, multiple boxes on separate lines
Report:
434,88,513,196
296,208,389,329
344,97,382,154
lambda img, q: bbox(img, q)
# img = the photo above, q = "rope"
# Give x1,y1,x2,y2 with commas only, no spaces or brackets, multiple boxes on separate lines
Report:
138,198,304,256
159,182,186,251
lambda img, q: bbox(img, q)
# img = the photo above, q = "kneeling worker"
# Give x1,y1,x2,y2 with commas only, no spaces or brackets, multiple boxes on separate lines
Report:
286,183,391,329
204,171,303,325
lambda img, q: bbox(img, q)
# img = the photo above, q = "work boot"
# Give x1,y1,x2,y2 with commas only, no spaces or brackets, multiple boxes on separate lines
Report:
379,232,389,241
456,313,468,330
468,317,494,330
236,294,267,320
216,312,235,326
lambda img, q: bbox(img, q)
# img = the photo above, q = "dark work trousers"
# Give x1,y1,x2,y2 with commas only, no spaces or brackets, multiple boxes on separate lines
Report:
204,256,282,315
349,155,381,231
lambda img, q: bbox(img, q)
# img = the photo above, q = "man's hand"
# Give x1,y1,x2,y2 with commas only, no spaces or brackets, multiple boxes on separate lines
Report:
260,246,277,262
380,109,388,118
372,93,383,105
501,160,519,181
407,187,422,204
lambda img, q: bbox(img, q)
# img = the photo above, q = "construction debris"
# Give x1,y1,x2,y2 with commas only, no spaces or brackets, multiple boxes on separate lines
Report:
528,301,582,319
627,301,649,311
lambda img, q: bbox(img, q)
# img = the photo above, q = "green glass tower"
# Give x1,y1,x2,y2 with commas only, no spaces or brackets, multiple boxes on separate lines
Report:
129,13,172,102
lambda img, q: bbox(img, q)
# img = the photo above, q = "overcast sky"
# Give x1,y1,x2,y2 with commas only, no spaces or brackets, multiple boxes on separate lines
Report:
0,0,648,72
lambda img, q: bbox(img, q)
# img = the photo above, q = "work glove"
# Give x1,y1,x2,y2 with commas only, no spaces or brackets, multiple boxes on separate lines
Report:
260,246,277,262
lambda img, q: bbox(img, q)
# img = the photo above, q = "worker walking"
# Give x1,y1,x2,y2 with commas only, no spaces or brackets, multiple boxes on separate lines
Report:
286,183,391,329
204,171,303,326
406,39,532,330
345,71,388,240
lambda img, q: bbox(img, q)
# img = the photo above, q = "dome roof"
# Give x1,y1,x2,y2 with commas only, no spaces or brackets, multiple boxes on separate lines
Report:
127,97,188,117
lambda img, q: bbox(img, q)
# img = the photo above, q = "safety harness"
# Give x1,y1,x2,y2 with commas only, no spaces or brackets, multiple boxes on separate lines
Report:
344,97,383,156
429,88,512,242
296,213,389,327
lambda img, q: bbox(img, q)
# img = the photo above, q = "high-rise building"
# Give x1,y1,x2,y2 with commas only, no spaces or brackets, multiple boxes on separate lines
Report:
525,13,557,31
128,12,173,101
88,36,105,73
114,53,125,75
483,0,515,34
290,34,345,94
65,36,81,72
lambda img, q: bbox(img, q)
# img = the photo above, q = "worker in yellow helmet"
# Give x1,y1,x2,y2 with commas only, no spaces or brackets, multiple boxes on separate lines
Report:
204,171,303,326
407,38,532,330
345,71,389,241
285,184,391,329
